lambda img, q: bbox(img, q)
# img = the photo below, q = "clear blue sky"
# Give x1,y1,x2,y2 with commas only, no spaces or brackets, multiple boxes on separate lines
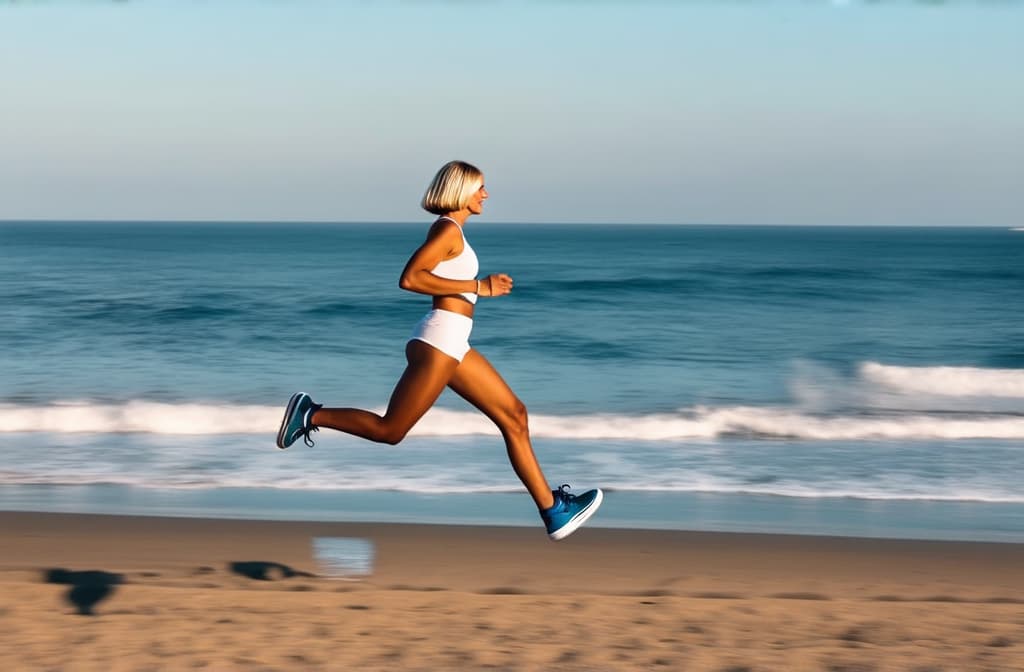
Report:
2,1,1021,225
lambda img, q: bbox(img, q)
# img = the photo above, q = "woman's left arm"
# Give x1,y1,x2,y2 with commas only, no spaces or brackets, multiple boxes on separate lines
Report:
397,221,480,297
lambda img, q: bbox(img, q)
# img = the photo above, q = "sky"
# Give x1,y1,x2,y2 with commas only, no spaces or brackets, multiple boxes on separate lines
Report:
1,1,1021,226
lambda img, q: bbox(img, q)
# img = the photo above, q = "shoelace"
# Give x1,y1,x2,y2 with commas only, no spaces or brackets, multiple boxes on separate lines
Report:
300,403,323,447
555,483,576,511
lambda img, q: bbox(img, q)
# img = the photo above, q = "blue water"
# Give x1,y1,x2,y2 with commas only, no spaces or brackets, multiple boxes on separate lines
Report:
2,221,1023,541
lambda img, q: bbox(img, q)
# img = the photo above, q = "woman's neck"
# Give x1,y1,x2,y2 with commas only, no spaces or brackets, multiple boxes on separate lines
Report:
440,209,472,227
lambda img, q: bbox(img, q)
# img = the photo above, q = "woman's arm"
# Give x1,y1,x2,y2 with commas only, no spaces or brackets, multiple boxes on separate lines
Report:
398,221,480,297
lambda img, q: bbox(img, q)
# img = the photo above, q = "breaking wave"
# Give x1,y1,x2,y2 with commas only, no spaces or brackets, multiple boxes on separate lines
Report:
860,362,1024,398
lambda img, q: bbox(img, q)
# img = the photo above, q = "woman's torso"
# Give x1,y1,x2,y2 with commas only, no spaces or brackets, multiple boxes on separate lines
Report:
430,219,478,318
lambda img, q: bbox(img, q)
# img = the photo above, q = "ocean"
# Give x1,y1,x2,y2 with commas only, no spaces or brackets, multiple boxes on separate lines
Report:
1,221,1022,542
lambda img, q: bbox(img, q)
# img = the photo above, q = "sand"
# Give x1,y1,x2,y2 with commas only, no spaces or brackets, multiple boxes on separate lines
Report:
1,511,1023,671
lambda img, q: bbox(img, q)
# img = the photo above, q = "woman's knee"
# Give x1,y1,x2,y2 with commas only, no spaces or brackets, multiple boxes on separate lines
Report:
500,400,530,438
375,423,410,446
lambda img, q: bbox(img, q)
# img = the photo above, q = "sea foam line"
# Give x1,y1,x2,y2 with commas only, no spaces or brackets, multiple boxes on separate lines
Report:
1,472,1022,505
2,400,1023,441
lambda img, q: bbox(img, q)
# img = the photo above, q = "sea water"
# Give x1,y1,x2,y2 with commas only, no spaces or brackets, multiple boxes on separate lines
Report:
1,222,1022,542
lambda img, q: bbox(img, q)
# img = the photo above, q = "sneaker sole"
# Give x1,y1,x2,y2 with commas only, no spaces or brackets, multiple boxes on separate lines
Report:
276,392,308,449
548,488,604,542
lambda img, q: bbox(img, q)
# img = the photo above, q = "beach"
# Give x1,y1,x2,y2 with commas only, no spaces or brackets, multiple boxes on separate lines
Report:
3,223,1024,670
2,512,1023,671
4,0,1023,667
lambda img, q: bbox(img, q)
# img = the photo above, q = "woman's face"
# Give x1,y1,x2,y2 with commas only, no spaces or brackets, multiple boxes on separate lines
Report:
467,180,488,215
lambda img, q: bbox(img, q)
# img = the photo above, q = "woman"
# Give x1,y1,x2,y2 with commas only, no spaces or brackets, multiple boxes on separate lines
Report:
276,160,602,541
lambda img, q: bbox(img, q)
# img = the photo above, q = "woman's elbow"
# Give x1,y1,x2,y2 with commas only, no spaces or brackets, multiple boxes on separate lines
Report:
398,274,416,292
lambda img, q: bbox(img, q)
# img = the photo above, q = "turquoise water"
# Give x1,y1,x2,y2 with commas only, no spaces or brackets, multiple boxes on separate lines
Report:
1,222,1022,541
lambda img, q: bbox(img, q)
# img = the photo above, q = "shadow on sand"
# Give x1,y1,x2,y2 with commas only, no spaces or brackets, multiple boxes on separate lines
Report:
228,561,316,581
44,568,124,616
42,561,317,615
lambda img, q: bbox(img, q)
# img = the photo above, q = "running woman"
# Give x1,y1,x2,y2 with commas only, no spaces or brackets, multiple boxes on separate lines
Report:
276,160,602,541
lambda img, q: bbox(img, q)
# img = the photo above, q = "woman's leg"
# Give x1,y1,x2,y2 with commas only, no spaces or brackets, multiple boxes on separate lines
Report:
445,349,556,510
310,340,459,445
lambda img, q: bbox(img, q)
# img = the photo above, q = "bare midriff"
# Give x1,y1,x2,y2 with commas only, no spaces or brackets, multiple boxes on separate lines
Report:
432,294,475,318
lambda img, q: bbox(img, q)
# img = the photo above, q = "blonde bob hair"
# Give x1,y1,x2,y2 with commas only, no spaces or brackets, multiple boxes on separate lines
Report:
421,161,484,215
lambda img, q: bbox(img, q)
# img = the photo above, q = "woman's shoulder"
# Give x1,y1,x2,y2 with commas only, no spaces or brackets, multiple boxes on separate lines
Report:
426,218,463,241
423,218,466,259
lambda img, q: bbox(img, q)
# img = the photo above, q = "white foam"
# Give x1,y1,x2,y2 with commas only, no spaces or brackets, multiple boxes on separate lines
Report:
0,401,281,435
2,468,1021,504
2,399,1023,441
860,362,1024,398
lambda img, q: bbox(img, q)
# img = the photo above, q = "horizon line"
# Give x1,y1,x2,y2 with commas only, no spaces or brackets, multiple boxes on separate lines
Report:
0,218,1013,229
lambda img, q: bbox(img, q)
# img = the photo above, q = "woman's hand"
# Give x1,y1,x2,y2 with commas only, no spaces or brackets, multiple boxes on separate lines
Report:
481,273,513,297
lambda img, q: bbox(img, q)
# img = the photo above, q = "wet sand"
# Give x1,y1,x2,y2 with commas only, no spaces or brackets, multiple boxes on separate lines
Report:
1,511,1023,671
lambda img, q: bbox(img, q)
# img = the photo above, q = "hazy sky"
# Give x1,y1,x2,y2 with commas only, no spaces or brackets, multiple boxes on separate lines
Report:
2,1,1021,225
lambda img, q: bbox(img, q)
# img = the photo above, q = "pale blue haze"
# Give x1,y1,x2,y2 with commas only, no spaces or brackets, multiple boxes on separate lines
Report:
1,2,1022,225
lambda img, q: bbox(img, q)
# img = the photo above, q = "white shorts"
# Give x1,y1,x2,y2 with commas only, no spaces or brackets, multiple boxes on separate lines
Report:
408,309,473,362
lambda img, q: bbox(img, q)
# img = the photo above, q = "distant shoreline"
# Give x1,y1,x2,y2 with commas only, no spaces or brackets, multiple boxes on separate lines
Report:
2,484,1022,545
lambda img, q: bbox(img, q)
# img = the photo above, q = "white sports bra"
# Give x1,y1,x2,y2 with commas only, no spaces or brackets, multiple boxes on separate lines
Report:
431,216,479,304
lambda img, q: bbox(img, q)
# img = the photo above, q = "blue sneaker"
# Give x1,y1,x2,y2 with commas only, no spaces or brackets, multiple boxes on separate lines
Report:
276,392,322,449
540,484,604,541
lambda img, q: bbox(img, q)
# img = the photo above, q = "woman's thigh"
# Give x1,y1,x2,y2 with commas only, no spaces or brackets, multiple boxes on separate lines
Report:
446,349,524,425
383,340,461,426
